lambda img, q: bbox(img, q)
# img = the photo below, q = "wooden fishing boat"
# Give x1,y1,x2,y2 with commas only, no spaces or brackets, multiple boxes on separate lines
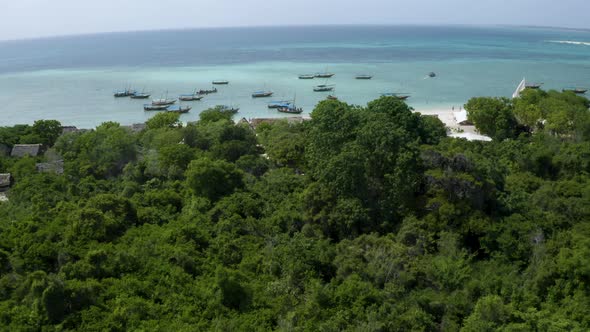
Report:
563,87,587,94
114,89,136,97
525,83,543,89
313,84,335,92
179,91,204,101
267,100,292,109
219,105,240,113
315,72,335,78
130,92,151,99
252,91,273,98
277,105,303,114
166,105,192,113
144,104,169,111
198,87,218,95
381,93,411,100
355,74,373,80
212,80,229,85
298,74,315,79
152,98,177,106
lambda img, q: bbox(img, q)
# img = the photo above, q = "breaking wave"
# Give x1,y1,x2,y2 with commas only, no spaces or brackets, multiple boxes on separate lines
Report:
548,40,590,46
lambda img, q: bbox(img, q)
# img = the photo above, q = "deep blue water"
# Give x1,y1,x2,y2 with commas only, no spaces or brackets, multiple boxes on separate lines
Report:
0,25,589,127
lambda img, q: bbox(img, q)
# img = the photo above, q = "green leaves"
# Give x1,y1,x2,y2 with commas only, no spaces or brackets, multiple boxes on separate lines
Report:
185,157,244,202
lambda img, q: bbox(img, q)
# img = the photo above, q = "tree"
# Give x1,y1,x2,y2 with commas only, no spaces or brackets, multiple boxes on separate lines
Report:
33,120,62,147
465,97,517,140
146,112,181,130
185,157,244,202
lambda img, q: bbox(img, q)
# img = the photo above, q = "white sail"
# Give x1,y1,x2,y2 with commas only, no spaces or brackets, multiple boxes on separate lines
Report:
512,78,526,99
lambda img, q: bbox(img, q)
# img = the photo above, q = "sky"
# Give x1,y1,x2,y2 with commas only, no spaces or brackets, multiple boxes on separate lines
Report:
1,0,589,40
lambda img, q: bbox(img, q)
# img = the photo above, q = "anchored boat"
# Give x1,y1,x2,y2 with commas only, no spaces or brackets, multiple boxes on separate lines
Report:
525,83,543,89
114,89,136,97
267,100,292,109
252,90,273,98
563,87,587,94
198,87,218,95
219,105,240,114
166,105,192,113
355,74,373,80
313,84,335,92
152,98,177,106
298,74,315,79
144,104,169,111
212,80,229,85
179,90,204,101
381,92,411,100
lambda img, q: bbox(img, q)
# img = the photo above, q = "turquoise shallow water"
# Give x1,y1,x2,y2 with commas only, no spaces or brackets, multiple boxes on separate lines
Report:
0,25,589,127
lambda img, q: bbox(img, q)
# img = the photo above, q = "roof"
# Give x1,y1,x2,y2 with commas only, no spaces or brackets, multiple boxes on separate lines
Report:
123,123,146,133
10,144,43,157
449,132,492,142
0,173,10,188
61,126,79,134
36,161,64,175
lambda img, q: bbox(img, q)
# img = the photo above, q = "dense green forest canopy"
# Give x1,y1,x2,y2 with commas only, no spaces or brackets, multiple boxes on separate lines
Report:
0,93,589,331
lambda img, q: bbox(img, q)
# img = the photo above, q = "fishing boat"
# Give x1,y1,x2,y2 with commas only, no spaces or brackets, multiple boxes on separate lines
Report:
298,74,315,79
313,84,335,92
219,105,240,114
179,94,203,101
114,89,136,97
179,90,204,101
152,98,177,106
428,72,436,78
327,95,338,100
198,87,218,95
267,100,292,109
277,105,303,114
130,91,151,99
166,105,192,113
143,104,169,111
212,80,229,85
315,72,335,78
563,87,587,94
252,90,273,98
381,93,411,100
525,83,543,89
355,74,373,80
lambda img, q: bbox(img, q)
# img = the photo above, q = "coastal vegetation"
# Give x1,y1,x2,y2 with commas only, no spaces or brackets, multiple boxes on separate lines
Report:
0,92,589,331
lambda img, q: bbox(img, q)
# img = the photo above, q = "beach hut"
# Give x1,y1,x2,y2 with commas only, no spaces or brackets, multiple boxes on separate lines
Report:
36,161,64,175
10,144,43,158
61,126,80,135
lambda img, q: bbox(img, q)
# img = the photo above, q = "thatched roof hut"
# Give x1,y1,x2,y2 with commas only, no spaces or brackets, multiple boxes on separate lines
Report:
10,144,43,157
36,160,64,174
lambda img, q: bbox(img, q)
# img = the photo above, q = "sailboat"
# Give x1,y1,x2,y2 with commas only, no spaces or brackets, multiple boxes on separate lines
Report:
179,90,204,101
152,91,177,105
277,94,303,114
315,67,335,78
130,88,150,99
512,78,526,99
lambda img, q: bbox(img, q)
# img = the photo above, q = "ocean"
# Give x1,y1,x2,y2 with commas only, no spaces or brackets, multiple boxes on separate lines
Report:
0,25,589,127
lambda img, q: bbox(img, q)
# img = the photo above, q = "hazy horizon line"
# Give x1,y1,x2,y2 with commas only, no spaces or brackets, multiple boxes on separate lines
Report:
1,23,589,43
